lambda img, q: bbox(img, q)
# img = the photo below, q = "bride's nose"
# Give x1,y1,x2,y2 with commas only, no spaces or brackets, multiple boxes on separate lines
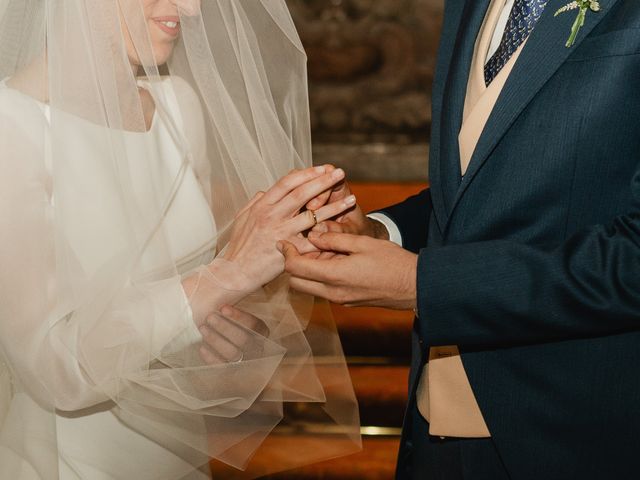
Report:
168,0,201,17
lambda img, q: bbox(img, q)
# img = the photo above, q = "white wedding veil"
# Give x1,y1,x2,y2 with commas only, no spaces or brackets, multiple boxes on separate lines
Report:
0,0,360,478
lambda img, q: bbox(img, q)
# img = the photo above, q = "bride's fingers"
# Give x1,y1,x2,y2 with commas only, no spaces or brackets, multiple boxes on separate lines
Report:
261,166,327,205
199,307,270,363
307,179,353,213
199,322,243,363
305,164,337,210
305,178,351,211
207,313,249,348
273,168,346,217
218,305,269,338
313,194,356,223
199,344,225,365
284,194,356,234
305,189,332,212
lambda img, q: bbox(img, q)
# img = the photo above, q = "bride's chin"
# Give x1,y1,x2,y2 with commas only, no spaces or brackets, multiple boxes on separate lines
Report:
152,45,176,66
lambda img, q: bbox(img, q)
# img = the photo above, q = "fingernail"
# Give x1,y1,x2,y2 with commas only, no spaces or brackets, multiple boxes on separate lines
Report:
220,305,232,316
331,168,345,180
198,325,209,336
308,231,321,239
344,194,356,206
314,166,325,174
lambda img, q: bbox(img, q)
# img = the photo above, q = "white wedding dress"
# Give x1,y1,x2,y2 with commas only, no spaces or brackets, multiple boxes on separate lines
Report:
0,77,217,480
0,2,362,477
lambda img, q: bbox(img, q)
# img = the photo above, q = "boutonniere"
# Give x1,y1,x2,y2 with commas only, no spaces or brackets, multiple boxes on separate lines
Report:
554,1,601,48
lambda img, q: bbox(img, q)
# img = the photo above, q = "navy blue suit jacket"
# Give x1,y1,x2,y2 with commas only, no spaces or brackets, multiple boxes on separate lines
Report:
380,1,640,478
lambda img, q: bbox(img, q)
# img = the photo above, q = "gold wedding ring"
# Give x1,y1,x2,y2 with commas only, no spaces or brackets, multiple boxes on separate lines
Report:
311,210,318,226
232,352,244,364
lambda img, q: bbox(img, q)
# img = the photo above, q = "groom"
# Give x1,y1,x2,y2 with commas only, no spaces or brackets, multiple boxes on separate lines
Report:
279,0,640,478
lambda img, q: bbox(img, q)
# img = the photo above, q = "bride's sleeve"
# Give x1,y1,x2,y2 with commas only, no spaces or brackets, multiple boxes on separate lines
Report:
47,277,198,411
0,139,187,411
0,97,258,413
0,88,360,473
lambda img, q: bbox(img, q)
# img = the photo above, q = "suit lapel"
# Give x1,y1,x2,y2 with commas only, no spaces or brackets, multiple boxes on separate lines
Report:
430,0,492,230
429,0,490,231
446,0,621,227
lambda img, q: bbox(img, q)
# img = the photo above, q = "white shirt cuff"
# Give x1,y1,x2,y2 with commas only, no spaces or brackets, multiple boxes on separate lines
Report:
367,213,403,247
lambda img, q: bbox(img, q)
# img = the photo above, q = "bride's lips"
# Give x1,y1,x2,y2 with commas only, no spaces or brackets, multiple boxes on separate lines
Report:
153,16,181,37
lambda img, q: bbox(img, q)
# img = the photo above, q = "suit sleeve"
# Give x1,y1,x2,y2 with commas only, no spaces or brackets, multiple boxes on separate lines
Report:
377,188,432,254
418,179,640,348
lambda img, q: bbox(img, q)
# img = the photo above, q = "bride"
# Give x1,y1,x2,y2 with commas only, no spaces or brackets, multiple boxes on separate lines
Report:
0,0,361,479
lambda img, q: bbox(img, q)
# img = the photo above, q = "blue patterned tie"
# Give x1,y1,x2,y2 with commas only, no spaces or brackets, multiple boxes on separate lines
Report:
484,0,548,85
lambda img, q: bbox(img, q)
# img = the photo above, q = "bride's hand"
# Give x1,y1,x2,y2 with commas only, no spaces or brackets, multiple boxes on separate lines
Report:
198,305,269,364
221,166,356,290
306,165,388,240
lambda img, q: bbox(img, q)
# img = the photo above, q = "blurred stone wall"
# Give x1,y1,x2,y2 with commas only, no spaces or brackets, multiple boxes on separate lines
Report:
287,0,444,181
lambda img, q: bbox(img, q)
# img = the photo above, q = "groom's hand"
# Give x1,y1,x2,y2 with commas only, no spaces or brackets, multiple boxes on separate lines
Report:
278,232,417,310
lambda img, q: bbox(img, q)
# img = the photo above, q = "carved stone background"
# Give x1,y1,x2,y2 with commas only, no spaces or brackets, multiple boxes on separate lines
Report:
287,0,444,181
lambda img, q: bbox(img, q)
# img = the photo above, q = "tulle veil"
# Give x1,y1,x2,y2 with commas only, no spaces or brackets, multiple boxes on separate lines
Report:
0,0,361,478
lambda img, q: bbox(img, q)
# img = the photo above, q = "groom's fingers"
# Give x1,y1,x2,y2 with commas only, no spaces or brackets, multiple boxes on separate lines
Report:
278,240,334,282
277,240,301,260
306,232,363,254
289,275,332,298
288,234,319,255
314,220,360,235
316,250,341,260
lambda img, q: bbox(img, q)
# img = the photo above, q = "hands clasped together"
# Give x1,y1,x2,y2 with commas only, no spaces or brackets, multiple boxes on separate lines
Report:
276,166,418,311
183,165,353,363
187,165,418,365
